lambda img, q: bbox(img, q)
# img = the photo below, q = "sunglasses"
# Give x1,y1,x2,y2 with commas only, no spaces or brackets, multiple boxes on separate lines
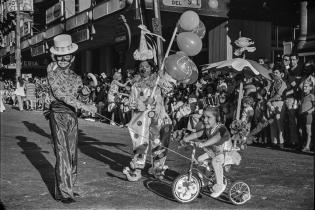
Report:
56,55,72,61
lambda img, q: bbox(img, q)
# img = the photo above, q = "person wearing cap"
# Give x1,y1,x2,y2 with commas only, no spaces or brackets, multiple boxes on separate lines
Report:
46,34,97,203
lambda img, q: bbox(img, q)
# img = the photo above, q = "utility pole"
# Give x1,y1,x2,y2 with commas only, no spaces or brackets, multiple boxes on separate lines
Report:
152,0,163,71
15,0,22,80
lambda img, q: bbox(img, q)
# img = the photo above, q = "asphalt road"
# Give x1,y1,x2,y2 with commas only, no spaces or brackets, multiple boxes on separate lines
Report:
0,106,314,209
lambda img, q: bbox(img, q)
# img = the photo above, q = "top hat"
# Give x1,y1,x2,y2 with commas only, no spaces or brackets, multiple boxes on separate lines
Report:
50,34,78,55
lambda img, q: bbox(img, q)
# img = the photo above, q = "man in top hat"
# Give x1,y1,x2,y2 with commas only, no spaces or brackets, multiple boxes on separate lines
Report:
46,34,96,203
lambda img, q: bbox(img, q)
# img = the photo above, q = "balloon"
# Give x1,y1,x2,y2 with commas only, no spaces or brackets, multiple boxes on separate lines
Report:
176,51,187,56
179,10,200,31
177,32,202,56
165,53,199,83
181,67,198,84
178,20,206,39
192,21,206,39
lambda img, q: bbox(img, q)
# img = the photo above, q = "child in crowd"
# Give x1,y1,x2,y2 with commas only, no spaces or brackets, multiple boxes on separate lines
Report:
183,106,239,198
253,88,269,144
241,97,254,133
186,94,202,132
231,96,254,149
299,78,314,152
107,71,129,125
217,76,228,93
218,91,232,127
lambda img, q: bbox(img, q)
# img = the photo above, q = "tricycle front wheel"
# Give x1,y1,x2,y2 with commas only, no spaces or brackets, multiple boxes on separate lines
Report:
172,173,201,203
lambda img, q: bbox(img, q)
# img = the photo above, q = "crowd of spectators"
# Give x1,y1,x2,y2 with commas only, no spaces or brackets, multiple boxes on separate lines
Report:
1,54,314,152
1,76,51,111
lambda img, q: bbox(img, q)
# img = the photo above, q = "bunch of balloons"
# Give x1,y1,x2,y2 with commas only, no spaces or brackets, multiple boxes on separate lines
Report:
165,10,205,85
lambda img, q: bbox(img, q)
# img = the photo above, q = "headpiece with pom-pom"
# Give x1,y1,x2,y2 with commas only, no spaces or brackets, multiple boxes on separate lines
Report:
133,25,165,64
234,36,256,57
133,25,154,61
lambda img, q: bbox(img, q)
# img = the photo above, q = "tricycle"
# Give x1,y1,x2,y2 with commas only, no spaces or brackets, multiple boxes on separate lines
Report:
172,141,251,205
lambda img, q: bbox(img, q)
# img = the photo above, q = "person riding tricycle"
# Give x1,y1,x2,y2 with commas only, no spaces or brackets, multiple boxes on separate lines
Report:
172,106,250,205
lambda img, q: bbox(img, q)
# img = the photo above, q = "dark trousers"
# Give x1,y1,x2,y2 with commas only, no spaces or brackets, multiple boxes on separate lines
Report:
49,112,78,199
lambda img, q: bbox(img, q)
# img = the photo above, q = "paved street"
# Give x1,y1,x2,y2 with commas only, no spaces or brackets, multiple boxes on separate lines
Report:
0,106,314,210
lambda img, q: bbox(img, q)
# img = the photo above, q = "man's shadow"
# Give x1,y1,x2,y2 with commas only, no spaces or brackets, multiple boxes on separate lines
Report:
78,129,181,182
16,136,55,198
22,121,51,139
78,130,133,179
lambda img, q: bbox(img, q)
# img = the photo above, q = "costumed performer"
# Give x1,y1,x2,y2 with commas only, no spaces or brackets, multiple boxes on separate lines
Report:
45,34,97,203
123,59,175,181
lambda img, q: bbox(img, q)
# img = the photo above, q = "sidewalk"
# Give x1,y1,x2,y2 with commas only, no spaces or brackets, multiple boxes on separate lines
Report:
0,105,314,209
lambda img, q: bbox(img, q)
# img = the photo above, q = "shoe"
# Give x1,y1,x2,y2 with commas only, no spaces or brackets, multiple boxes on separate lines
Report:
210,184,226,198
56,197,76,204
302,147,310,152
279,144,284,149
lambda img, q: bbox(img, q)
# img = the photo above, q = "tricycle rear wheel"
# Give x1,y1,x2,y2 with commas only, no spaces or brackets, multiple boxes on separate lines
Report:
228,181,251,205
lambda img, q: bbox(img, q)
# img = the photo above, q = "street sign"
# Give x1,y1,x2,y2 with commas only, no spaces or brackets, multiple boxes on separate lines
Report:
7,0,34,12
162,0,201,8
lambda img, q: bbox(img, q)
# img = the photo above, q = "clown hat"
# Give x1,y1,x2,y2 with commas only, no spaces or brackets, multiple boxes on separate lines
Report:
50,34,78,55
133,25,153,61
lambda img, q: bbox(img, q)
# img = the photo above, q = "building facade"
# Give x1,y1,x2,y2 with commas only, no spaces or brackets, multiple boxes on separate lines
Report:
1,0,312,79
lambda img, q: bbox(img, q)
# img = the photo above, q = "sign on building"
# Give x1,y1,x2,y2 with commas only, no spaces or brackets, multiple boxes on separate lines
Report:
66,11,89,31
162,0,201,8
30,32,45,45
93,0,126,20
46,1,64,25
7,0,34,12
21,21,32,37
145,0,228,18
31,44,46,57
283,41,293,55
